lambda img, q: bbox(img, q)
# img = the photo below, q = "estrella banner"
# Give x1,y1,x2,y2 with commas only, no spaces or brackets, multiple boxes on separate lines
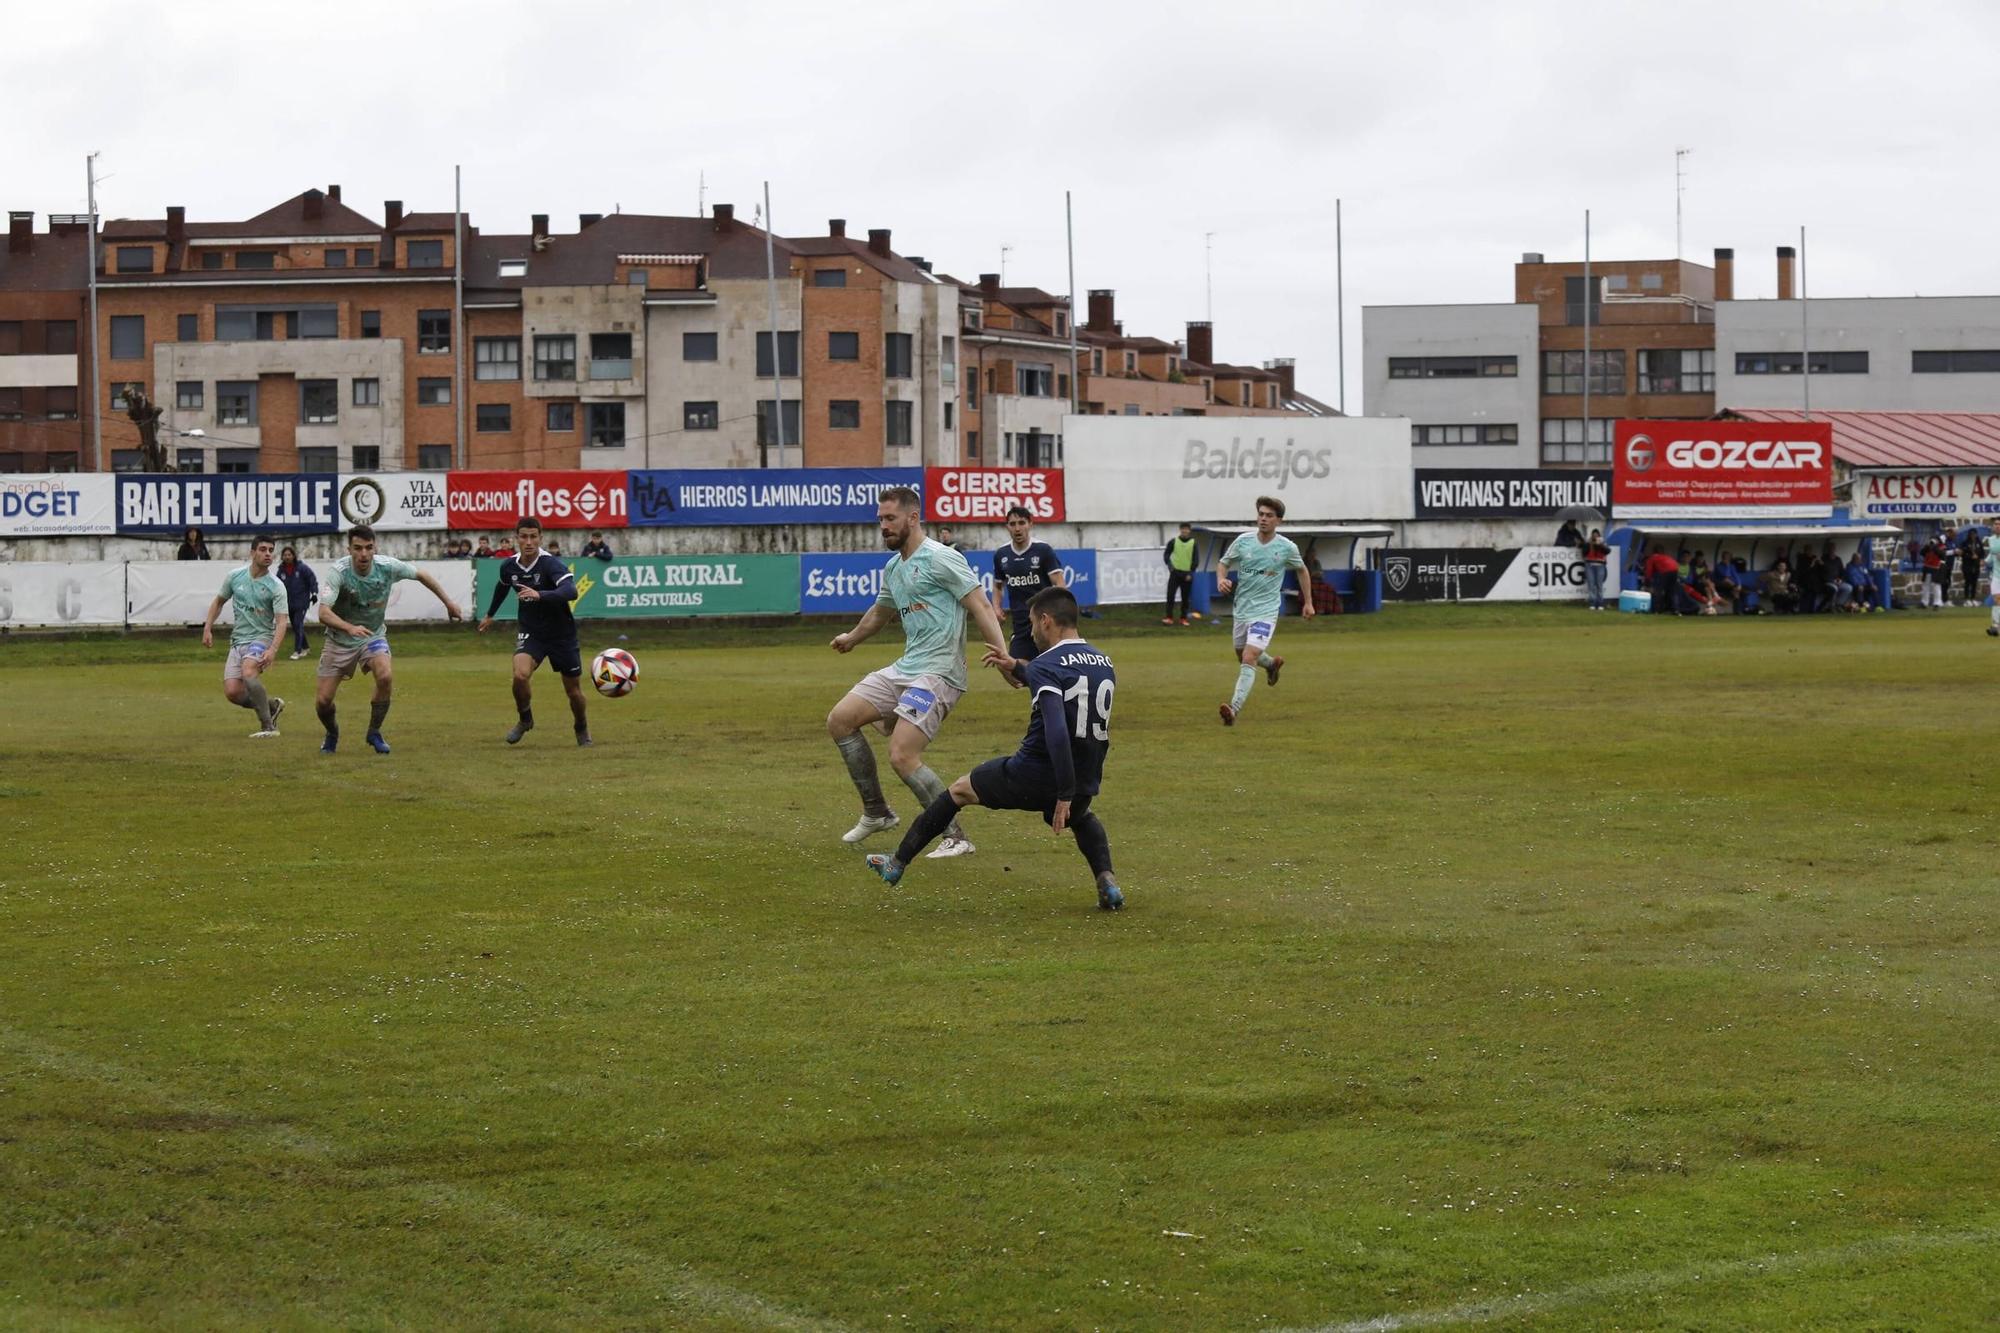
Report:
116,474,339,534
476,554,799,619
924,467,1064,523
448,471,629,530
627,468,921,526
801,547,1097,615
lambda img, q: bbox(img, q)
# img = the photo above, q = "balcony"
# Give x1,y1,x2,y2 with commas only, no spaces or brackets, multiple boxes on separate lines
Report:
588,359,633,381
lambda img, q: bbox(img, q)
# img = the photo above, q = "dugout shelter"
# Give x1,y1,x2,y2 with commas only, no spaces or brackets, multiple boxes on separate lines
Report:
1190,523,1394,615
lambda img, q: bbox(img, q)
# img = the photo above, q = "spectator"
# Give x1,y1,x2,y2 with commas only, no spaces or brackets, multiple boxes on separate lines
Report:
935,524,963,553
1796,550,1830,613
1162,522,1198,625
176,526,211,561
1843,551,1879,612
494,539,517,561
1940,526,1961,604
1581,528,1610,610
1920,535,1947,608
1961,525,1988,606
1712,553,1746,613
276,544,318,659
546,541,562,556
1759,559,1800,614
581,531,615,561
1642,543,1680,615
474,537,495,560
1554,518,1583,549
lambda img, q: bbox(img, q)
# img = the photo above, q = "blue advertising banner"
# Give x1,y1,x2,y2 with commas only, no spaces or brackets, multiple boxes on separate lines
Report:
628,468,922,527
116,475,340,535
801,547,1099,616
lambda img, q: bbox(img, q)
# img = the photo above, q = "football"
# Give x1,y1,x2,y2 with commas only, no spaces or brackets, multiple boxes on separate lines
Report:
591,648,639,697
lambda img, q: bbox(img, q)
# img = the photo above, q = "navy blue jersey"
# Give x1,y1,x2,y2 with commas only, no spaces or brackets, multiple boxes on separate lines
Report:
1013,638,1115,796
993,541,1062,627
488,551,578,640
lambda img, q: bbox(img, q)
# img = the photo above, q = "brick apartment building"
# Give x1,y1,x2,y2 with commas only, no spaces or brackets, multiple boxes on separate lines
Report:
0,211,91,470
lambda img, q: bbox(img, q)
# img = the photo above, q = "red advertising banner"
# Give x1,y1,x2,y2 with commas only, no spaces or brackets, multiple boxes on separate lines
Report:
446,471,630,529
924,467,1065,523
1612,421,1832,519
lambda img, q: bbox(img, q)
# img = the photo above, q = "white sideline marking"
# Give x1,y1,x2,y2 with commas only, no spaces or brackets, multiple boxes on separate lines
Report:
1290,1223,2000,1332
2,1025,849,1332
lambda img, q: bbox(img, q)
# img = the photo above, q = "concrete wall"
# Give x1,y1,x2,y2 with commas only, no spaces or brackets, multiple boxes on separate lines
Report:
1362,302,1541,467
154,337,404,470
1716,295,2000,412
520,285,648,471
644,277,800,469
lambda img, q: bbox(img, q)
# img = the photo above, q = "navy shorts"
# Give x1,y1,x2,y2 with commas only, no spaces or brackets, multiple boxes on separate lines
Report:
1008,624,1036,662
515,629,583,677
969,756,1092,826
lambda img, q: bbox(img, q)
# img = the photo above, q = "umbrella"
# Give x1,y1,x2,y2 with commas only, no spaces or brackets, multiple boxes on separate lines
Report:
1555,503,1605,523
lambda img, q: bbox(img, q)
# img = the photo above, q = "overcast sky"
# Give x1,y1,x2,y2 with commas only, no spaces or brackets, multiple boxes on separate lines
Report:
9,0,2000,414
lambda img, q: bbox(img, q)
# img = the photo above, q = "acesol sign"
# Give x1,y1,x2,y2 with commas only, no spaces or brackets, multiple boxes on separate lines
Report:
1613,420,1833,519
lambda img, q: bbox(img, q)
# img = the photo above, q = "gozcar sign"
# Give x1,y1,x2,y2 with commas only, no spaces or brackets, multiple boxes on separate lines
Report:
1613,420,1832,519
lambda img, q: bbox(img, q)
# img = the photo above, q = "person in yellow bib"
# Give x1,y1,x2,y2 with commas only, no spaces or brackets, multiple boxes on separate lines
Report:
1162,522,1198,625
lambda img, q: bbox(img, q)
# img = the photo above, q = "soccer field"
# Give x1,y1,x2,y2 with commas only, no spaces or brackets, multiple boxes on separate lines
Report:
2,605,1996,1331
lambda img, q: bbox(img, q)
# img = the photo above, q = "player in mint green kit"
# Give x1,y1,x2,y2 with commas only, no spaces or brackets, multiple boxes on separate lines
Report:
313,524,463,755
200,533,290,738
1216,494,1314,725
827,486,1013,858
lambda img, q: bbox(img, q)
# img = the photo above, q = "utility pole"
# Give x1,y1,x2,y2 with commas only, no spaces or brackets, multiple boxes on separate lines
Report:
1000,244,1012,286
1204,232,1216,322
1582,209,1592,462
1800,225,1811,421
761,180,787,468
454,164,467,469
1675,148,1691,261
1335,200,1346,415
1065,191,1078,416
86,152,101,468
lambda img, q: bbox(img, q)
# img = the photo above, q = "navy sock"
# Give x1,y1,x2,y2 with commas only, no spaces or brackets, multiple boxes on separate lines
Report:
894,791,963,865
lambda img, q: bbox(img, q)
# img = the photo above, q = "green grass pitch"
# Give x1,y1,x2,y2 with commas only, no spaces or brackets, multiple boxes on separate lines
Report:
2,604,1996,1330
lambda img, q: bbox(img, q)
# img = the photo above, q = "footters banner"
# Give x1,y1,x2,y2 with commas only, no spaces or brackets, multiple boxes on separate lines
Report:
1373,547,1589,602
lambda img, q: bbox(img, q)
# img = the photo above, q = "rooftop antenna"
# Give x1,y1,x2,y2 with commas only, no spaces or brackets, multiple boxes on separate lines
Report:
698,170,706,218
1675,147,1691,261
1000,244,1012,285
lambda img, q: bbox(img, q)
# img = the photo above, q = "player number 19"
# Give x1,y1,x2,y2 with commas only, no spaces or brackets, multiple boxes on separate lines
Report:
1063,676,1113,741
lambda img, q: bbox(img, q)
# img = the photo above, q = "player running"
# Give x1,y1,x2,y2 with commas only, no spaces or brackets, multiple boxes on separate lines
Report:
313,524,463,755
199,533,289,738
990,503,1066,661
867,586,1124,911
1215,494,1314,725
827,485,1012,859
479,516,591,746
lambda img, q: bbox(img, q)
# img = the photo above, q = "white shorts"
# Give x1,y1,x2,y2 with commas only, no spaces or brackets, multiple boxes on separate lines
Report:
318,636,391,680
1232,618,1276,654
223,642,269,681
847,667,963,741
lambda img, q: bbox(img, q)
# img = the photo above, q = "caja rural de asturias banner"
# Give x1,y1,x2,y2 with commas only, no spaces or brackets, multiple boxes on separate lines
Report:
477,554,799,619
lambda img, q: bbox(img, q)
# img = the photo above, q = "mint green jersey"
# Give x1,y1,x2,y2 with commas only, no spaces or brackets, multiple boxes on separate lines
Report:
1221,531,1305,622
219,565,286,648
321,554,419,648
874,538,981,689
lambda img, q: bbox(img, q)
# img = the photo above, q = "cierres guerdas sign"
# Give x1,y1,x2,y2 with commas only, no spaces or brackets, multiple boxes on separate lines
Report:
1613,420,1832,519
924,468,1063,522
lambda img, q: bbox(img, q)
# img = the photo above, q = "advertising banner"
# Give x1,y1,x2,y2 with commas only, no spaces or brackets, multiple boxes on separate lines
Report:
628,468,921,526
1095,547,1171,606
116,474,340,534
1613,420,1832,519
976,547,1095,607
0,561,126,627
0,474,117,537
1854,469,2000,522
1064,416,1415,522
1414,469,1611,519
924,467,1064,523
1374,547,1588,602
336,473,450,531
125,560,472,627
477,555,798,620
447,471,629,530
799,548,1096,614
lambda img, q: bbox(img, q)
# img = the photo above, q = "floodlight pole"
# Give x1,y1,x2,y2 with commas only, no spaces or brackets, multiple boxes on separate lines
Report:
1336,198,1346,415
86,152,101,468
1582,208,1591,460
762,180,787,468
1800,225,1810,421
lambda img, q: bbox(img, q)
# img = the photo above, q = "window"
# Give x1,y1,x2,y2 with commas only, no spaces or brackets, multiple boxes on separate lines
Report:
43,451,78,471
1124,351,1137,372
1016,363,1054,397
176,380,203,410
360,310,381,338
755,331,800,377
299,307,337,339
499,259,528,278
110,381,144,411
1412,423,1519,446
475,336,521,381
1003,433,1013,462
353,378,380,406
547,402,575,431
755,399,802,446
1739,350,1872,375
352,445,380,470
201,251,223,270
235,251,276,270
417,444,450,470
476,403,511,432
46,321,76,355
418,309,451,354
1123,404,1141,416
830,399,861,429
886,399,913,447
1540,418,1613,464
300,380,338,424
116,246,152,272
176,313,198,342
1091,349,1104,374
407,239,444,268
175,448,205,473
112,450,145,472
1542,349,1624,395
354,247,375,267
590,332,633,379
942,336,956,386
0,389,19,420
1563,275,1602,327
324,248,347,268
965,373,979,410
1638,347,1716,393
943,401,954,430
45,386,76,419
216,310,254,341
216,449,256,473
417,378,452,406
627,269,648,287
217,381,256,425
966,429,978,459
828,331,860,361
1058,373,1069,400
297,447,336,473
681,332,717,361
109,314,144,361
683,400,718,431
1387,355,1518,379
587,402,626,448
813,268,847,287
534,334,576,380
884,333,913,379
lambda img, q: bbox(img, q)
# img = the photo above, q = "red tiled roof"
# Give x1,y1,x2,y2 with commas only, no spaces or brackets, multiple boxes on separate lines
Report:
1724,409,2000,469
788,236,931,285
0,227,90,291
102,190,383,239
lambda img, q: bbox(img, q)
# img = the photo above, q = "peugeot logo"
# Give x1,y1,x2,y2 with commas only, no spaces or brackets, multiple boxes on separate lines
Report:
339,476,386,524
1385,556,1412,593
1624,433,1656,473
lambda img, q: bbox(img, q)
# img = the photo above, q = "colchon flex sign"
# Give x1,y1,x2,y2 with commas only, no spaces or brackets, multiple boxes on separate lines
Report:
1612,420,1832,519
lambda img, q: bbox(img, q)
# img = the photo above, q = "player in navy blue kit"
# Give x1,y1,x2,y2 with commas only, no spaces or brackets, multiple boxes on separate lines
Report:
477,517,592,747
990,504,1066,661
868,586,1123,911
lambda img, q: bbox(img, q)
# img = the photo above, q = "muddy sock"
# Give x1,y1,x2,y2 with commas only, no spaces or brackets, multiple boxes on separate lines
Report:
244,677,273,729
835,733,891,818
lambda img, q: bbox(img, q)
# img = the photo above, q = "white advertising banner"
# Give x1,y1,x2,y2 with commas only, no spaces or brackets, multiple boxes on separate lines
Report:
0,474,117,537
0,562,126,627
336,473,450,530
1063,416,1415,523
1854,469,2000,523
1096,547,1170,605
124,560,474,627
